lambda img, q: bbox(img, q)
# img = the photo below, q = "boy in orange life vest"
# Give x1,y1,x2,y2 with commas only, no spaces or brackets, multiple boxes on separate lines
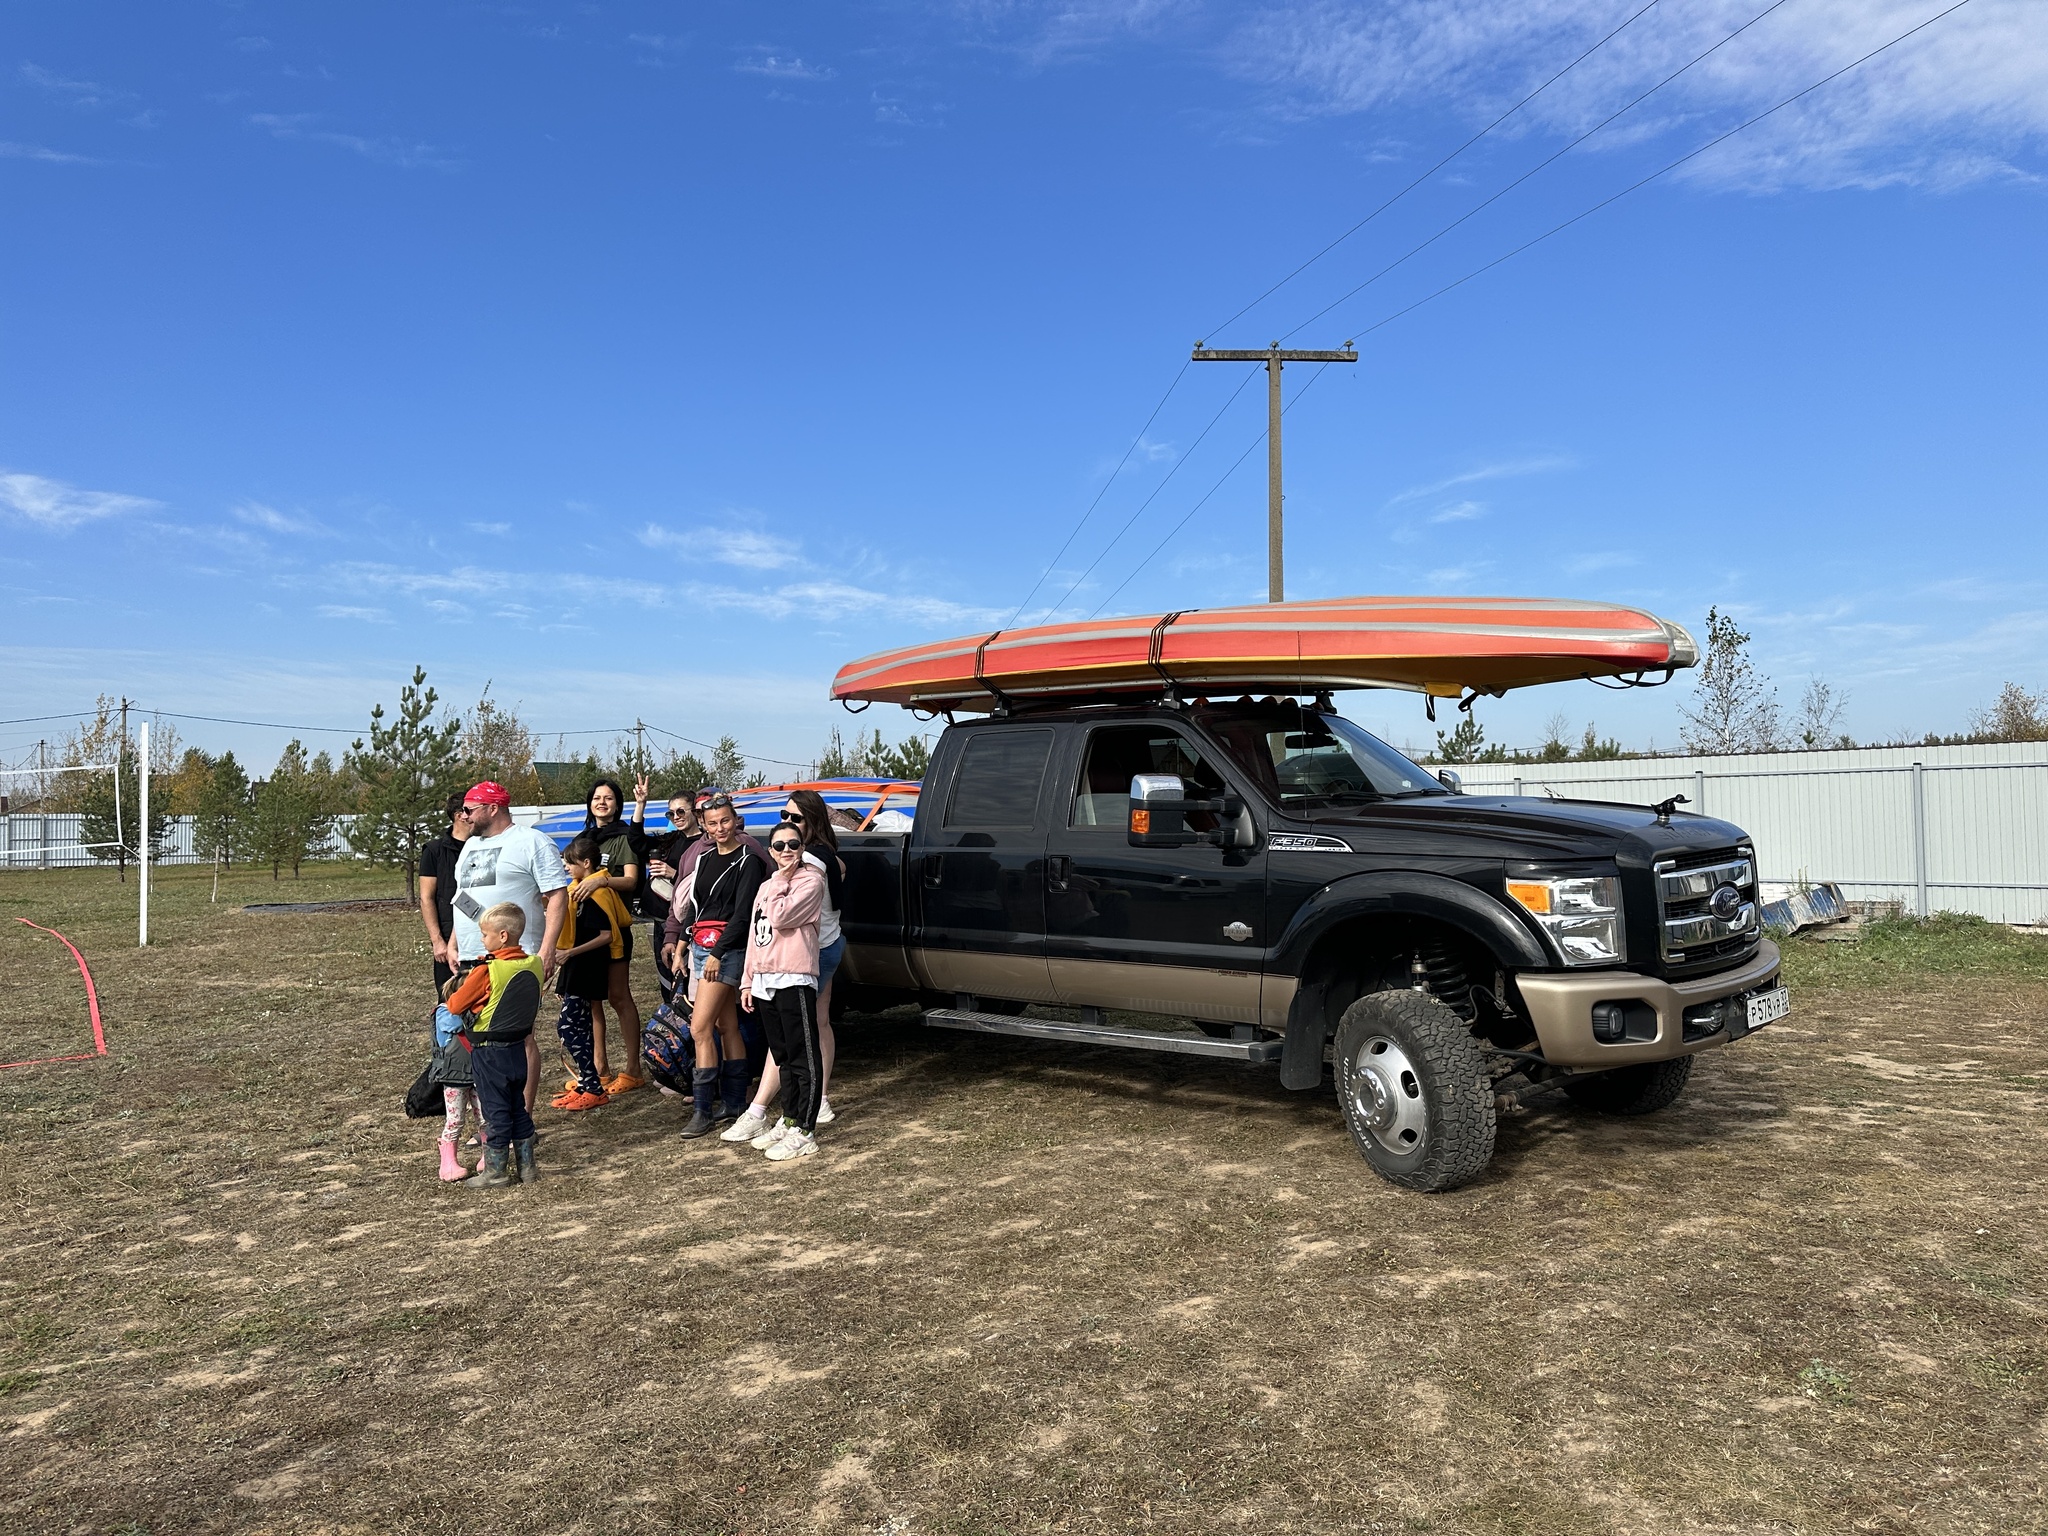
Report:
441,901,544,1189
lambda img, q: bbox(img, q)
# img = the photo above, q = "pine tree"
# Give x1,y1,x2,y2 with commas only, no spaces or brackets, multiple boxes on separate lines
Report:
344,666,467,900
193,752,253,902
709,735,750,791
252,740,339,879
1433,715,1486,764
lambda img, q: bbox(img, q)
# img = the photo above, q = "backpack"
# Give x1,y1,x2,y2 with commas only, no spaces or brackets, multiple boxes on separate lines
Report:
641,1003,693,1096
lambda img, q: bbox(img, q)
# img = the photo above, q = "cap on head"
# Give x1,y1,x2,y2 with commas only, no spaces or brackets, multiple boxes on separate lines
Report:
464,781,512,810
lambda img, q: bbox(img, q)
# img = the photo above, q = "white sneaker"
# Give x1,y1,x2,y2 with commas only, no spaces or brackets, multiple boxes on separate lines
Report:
815,1098,836,1125
750,1118,793,1151
722,1106,771,1143
765,1129,817,1161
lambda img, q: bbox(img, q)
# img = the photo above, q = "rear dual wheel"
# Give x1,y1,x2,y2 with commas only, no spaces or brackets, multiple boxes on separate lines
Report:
1333,990,1496,1192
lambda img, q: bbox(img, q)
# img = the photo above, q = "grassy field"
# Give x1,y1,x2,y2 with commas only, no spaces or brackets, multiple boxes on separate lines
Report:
1,864,2043,1535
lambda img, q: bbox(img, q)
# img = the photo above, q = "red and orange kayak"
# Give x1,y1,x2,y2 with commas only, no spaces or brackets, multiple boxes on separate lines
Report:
831,595,1697,711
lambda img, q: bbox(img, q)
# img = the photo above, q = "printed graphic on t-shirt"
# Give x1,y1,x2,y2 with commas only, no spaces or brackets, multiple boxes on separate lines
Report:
752,902,773,949
457,847,501,888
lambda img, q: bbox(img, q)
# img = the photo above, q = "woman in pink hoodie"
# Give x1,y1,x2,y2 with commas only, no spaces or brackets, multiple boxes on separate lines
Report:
738,821,827,1161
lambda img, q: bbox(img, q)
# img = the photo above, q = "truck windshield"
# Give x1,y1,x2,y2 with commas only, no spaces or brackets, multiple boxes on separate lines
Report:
1195,701,1438,806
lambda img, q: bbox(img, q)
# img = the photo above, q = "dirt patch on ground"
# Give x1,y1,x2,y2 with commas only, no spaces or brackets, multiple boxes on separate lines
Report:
0,866,2043,1534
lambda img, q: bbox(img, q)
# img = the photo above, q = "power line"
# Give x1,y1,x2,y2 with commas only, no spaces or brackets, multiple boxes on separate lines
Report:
1037,366,1263,623
1279,0,1797,343
0,711,98,727
1092,363,1342,616
1206,0,1669,341
643,723,814,771
1341,0,1977,344
1005,359,1192,627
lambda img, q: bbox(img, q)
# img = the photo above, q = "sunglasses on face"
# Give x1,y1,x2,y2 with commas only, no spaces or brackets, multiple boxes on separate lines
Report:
769,840,802,852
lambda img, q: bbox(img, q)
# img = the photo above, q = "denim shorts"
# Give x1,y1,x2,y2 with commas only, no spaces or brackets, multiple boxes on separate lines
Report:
817,935,846,989
689,943,725,985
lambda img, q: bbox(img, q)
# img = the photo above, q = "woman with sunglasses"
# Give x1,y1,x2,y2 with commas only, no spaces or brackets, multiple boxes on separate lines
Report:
669,795,768,1138
723,788,846,1142
736,820,827,1160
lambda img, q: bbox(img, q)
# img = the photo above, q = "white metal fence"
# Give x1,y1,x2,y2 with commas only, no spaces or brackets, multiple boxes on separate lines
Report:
0,813,355,869
1456,741,2048,925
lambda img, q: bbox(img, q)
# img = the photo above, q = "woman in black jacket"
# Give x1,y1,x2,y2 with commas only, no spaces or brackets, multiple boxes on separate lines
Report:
574,778,648,1091
668,796,768,1139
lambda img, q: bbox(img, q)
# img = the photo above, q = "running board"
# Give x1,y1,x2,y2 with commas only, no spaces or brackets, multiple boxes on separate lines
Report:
921,1008,1282,1062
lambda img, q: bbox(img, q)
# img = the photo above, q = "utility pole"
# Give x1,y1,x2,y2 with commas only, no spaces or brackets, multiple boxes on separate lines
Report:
634,718,646,778
1192,340,1357,601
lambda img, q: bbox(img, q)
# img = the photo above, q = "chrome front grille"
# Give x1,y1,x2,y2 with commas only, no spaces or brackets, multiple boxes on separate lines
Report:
1655,847,1760,964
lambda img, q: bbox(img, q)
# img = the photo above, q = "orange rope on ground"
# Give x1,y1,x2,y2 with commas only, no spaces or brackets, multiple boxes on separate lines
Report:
3,917,110,1069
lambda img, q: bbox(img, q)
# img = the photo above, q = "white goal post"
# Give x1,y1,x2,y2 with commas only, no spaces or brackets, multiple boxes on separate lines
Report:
0,724,151,946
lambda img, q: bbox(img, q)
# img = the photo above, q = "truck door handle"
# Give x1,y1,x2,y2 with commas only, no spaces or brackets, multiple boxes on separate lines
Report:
1048,855,1070,891
922,854,943,888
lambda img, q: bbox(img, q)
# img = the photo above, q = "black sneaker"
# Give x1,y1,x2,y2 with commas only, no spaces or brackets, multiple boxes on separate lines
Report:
679,1110,719,1140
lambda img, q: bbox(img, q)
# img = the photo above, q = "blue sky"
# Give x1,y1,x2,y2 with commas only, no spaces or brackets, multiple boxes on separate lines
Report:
3,0,2044,775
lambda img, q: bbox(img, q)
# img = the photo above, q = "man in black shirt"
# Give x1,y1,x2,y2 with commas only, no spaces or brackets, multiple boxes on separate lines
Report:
417,792,472,995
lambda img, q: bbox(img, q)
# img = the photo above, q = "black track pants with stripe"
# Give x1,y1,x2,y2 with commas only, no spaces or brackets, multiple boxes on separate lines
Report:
759,985,822,1135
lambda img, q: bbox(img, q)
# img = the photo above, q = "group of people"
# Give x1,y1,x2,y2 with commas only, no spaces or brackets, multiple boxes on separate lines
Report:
414,775,855,1187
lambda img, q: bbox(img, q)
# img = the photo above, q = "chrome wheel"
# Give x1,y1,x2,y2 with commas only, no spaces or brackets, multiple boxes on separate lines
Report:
1348,1033,1428,1155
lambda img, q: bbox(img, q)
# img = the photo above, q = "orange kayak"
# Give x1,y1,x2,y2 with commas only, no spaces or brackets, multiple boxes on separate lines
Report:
831,595,1697,711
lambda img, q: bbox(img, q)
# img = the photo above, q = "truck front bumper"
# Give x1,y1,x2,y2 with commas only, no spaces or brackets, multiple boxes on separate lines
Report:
1515,940,1783,1068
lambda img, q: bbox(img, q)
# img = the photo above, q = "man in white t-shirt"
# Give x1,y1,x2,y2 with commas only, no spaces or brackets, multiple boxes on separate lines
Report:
452,782,571,981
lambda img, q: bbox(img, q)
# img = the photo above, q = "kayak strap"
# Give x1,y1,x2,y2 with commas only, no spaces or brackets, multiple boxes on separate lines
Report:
1148,611,1188,703
973,630,1015,715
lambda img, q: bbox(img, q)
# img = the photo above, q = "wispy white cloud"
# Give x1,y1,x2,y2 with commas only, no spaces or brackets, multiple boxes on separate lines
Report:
20,63,130,110
0,140,96,164
688,579,1003,627
640,522,802,571
1228,0,2048,192
737,50,834,80
1428,499,1486,524
1386,454,1572,508
0,470,159,529
327,562,513,597
466,520,512,535
949,0,1190,66
248,113,461,172
234,500,327,537
316,604,390,623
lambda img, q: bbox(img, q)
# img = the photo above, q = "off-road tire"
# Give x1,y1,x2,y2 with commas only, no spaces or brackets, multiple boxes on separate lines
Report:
1332,990,1496,1192
1563,1055,1693,1115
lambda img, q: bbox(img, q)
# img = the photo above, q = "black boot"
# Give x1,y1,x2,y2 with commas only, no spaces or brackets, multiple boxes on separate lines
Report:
464,1145,514,1189
680,1067,720,1139
717,1059,751,1124
513,1137,538,1185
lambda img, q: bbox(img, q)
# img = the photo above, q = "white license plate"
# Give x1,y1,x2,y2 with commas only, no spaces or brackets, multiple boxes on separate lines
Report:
1745,987,1791,1030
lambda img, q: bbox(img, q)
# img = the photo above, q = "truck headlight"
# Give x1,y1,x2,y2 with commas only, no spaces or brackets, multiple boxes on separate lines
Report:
1506,875,1626,967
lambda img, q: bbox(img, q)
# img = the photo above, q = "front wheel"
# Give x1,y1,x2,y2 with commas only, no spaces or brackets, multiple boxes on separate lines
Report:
1562,1056,1693,1115
1332,990,1496,1192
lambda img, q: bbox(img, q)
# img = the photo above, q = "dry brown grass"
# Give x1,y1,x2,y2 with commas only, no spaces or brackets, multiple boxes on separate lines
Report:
1,864,2043,1535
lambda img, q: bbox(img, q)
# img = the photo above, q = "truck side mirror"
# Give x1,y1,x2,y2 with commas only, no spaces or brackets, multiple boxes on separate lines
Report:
1437,768,1463,794
1128,773,1190,847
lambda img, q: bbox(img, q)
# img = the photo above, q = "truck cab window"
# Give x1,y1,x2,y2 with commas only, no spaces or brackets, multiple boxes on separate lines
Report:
1196,701,1432,807
1072,726,1226,830
943,729,1054,828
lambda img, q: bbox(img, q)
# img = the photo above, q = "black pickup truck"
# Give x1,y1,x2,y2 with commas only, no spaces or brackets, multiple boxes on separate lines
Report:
835,695,1787,1191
